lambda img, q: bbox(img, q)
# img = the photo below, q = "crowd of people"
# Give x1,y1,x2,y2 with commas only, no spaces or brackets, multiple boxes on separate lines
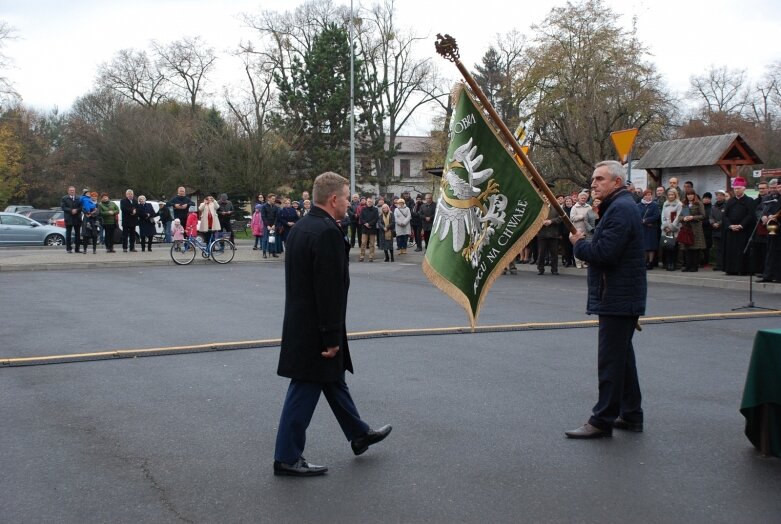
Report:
59,177,780,284
59,186,239,253
248,190,438,263
521,176,780,284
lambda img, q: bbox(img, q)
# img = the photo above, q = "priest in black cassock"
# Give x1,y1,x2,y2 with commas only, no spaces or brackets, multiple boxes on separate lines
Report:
722,177,756,275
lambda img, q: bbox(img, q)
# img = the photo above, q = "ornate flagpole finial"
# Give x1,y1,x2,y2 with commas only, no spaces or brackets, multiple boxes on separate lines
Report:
435,34,459,62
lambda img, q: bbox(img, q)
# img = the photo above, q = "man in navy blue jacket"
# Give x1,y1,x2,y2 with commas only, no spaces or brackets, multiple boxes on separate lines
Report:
565,160,647,439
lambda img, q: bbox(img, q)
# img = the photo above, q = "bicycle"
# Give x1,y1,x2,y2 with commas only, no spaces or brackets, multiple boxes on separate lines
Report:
170,234,236,265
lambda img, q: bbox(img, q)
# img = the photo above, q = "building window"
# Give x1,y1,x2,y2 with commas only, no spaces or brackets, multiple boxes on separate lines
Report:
399,159,410,178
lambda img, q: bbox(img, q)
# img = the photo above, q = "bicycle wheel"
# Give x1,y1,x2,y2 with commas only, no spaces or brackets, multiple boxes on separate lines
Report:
170,240,196,265
210,238,235,264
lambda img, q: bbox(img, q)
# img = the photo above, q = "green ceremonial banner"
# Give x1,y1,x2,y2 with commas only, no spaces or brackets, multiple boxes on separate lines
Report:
422,84,547,328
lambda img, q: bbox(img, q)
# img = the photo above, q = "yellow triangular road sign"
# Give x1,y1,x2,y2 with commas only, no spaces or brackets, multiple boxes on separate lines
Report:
610,128,638,163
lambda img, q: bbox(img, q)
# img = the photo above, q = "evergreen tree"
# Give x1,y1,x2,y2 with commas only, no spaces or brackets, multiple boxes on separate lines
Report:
274,23,366,182
474,47,504,113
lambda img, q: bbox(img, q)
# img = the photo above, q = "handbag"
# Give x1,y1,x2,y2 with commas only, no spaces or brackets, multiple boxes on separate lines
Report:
677,225,694,246
661,233,677,250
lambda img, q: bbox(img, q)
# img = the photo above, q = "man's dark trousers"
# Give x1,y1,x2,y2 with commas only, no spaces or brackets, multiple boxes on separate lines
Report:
122,226,135,251
350,222,358,247
65,222,81,252
589,315,642,430
274,374,370,464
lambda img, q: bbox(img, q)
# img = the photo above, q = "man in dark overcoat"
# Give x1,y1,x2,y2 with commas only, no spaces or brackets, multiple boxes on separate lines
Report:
418,193,436,250
536,204,562,275
120,189,139,252
60,185,83,253
273,172,391,477
260,193,279,258
566,160,647,439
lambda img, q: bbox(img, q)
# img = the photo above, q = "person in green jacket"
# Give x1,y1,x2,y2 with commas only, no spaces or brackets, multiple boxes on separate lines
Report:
98,193,120,253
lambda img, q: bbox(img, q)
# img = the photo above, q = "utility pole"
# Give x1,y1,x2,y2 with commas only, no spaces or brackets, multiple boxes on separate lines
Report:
349,0,356,196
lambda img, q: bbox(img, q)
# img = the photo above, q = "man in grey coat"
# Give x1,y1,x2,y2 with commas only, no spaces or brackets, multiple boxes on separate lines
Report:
273,172,391,477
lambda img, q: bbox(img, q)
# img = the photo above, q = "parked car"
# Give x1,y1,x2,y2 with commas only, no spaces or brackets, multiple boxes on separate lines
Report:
3,205,34,214
0,212,66,246
19,209,65,226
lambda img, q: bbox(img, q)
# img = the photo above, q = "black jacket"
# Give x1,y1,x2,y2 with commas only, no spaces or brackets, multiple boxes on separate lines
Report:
359,205,379,232
120,198,139,227
61,194,82,226
537,205,563,239
261,203,279,230
137,202,157,237
419,202,436,231
167,195,193,224
277,206,353,382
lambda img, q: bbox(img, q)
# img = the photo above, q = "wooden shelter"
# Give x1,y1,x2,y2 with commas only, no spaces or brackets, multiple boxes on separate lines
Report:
634,133,762,194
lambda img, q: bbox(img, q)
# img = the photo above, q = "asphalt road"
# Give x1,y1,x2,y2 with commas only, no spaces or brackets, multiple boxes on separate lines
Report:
2,264,781,523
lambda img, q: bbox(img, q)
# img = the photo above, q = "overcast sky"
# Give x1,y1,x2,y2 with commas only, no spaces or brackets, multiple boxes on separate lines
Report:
2,0,780,133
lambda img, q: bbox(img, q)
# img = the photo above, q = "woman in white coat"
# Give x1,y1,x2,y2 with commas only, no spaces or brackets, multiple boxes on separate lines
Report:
393,198,412,254
198,195,221,246
569,191,592,268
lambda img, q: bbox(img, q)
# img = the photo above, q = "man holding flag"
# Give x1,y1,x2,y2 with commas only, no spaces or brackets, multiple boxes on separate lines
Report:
565,160,647,439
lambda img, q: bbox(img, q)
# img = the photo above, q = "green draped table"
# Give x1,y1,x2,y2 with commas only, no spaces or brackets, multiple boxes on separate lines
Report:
740,328,781,457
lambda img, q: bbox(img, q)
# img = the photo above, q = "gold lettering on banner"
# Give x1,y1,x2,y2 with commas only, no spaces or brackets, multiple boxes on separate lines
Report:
473,199,529,292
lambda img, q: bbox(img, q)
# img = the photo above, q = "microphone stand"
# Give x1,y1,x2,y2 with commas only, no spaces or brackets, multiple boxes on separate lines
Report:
733,199,777,311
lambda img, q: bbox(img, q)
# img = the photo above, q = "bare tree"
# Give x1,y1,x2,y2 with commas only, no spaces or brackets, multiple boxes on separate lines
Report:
240,0,345,77
152,37,217,111
354,0,449,191
96,49,167,108
224,45,286,193
764,60,781,116
0,21,20,105
688,65,750,116
521,0,673,185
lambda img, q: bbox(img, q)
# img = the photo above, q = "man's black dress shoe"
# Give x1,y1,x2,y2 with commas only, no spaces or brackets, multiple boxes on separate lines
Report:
351,424,392,455
565,423,612,439
273,457,328,477
613,416,643,432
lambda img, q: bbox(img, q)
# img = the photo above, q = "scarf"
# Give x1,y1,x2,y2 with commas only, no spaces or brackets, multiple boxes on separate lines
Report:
382,212,392,240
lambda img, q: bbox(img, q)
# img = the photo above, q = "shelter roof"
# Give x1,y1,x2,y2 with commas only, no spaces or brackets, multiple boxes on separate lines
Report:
634,133,762,169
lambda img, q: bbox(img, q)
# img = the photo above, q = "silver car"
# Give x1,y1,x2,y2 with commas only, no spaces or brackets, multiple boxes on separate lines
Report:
0,212,67,246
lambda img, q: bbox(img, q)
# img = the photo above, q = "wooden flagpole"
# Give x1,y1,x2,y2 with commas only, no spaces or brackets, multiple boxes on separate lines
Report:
435,34,576,234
